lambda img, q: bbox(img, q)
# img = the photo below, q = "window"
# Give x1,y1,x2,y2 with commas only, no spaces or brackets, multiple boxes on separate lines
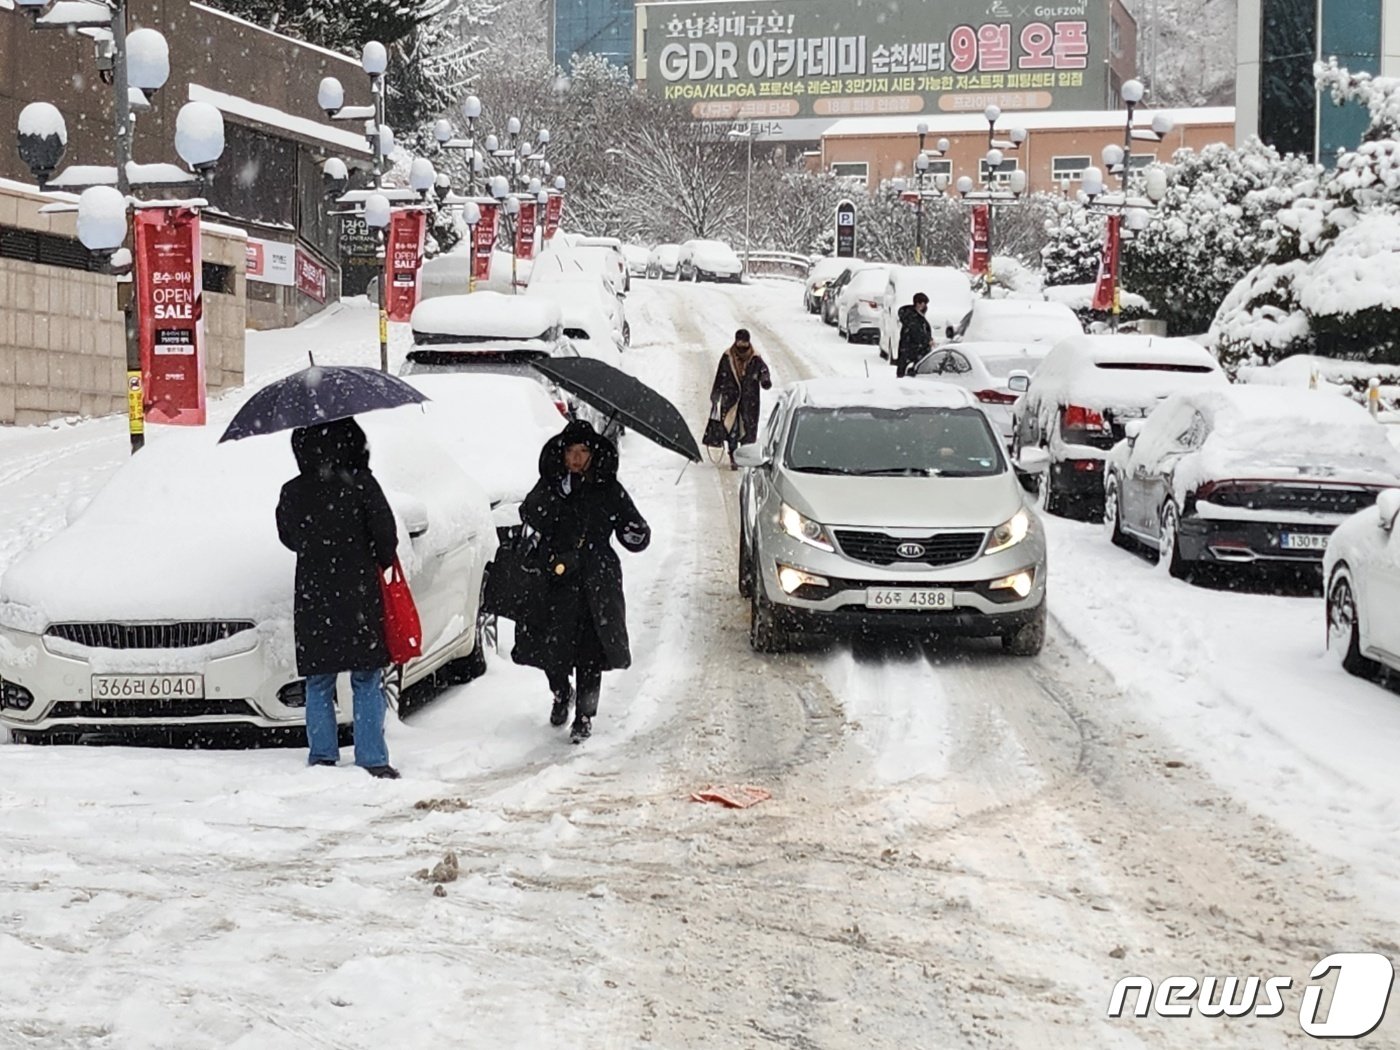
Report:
978,156,1019,184
919,158,952,180
0,225,101,272
917,350,973,376
1052,155,1092,181
1259,0,1320,159
830,161,869,182
1111,19,1123,56
1129,153,1157,170
202,262,235,295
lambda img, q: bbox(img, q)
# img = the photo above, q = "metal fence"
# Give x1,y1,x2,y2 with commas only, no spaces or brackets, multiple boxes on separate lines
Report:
743,251,812,282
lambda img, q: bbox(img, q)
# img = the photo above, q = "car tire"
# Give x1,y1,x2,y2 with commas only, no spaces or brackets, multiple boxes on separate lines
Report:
738,525,754,599
1327,570,1379,679
440,604,490,687
843,313,857,343
1104,473,1130,549
1036,455,1065,517
1002,601,1046,656
749,588,790,653
1158,502,1189,580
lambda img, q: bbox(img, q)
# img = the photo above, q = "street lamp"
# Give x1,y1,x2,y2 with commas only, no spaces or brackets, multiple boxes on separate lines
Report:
909,125,950,265
728,124,755,277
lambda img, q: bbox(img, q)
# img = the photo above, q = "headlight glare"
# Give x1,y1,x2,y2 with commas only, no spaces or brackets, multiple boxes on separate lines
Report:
986,508,1030,554
779,503,835,552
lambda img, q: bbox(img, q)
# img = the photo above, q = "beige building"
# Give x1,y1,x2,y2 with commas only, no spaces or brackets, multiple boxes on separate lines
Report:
817,106,1237,195
0,180,247,427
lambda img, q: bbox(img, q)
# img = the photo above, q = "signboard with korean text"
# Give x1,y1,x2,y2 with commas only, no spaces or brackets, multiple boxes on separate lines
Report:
245,237,295,286
544,194,565,240
640,0,1108,123
473,200,500,281
295,249,328,304
969,204,991,275
835,199,856,257
516,199,539,261
385,209,427,323
134,208,206,427
339,215,378,260
1092,212,1120,312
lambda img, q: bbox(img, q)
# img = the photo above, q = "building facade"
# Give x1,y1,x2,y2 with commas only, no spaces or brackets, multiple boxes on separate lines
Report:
551,0,636,73
818,107,1236,195
1237,0,1400,163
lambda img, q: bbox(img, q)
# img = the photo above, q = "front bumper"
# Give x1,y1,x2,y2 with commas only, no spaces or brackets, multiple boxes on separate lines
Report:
1178,514,1337,568
755,526,1046,636
0,623,306,732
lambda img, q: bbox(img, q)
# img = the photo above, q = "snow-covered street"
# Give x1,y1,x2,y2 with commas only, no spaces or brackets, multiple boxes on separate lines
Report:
4,281,1400,1049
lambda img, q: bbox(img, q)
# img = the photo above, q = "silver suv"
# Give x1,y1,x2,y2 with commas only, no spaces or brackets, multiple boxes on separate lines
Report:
736,378,1048,654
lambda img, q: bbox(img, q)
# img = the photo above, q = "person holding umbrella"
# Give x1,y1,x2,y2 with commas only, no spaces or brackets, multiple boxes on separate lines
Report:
707,328,772,470
512,420,650,743
276,418,402,778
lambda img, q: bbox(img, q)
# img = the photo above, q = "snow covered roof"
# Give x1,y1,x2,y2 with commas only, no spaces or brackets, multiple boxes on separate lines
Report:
1066,334,1220,368
822,106,1235,140
791,377,976,410
1193,385,1377,429
189,2,362,69
189,84,370,156
48,162,192,189
411,292,562,341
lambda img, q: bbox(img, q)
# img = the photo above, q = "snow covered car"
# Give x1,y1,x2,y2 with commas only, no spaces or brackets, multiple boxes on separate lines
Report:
805,256,857,313
820,264,862,325
735,378,1048,655
1104,386,1400,578
678,239,743,283
554,292,628,358
946,298,1083,346
573,238,631,294
646,243,680,279
1011,335,1228,517
1323,490,1400,680
621,244,650,278
528,254,629,342
0,416,497,742
877,266,973,361
836,265,892,343
910,341,1051,444
406,373,570,538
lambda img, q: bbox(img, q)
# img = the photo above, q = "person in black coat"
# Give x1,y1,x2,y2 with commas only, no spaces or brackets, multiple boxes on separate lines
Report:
275,418,401,778
707,328,773,470
513,420,650,742
896,294,933,378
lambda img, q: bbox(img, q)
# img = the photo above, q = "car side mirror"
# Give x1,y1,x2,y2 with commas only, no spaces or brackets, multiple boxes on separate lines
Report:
1124,419,1145,444
733,445,768,469
1007,371,1031,395
392,492,430,539
945,325,956,340
1016,447,1051,474
1378,489,1400,531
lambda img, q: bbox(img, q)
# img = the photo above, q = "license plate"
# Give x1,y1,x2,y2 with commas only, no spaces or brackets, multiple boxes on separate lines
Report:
1279,532,1329,551
90,674,205,700
865,588,955,610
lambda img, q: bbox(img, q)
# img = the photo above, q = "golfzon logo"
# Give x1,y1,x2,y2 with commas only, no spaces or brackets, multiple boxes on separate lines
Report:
1109,953,1395,1038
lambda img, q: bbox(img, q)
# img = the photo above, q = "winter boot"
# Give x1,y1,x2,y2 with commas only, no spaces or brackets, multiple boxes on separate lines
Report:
570,716,592,744
550,685,574,727
366,765,401,779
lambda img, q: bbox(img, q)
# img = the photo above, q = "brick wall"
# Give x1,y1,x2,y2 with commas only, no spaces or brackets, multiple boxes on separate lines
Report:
0,183,246,427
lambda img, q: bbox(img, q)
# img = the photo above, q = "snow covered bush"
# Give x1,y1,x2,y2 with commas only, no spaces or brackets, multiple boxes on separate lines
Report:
1041,200,1104,287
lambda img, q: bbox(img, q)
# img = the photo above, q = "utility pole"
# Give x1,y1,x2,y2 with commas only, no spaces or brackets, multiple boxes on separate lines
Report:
111,0,144,454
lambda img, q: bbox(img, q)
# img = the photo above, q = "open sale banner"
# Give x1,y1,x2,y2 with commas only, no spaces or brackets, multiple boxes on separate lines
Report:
969,204,991,275
385,209,427,322
1092,212,1121,312
515,199,538,260
134,207,206,426
544,194,564,240
473,201,499,281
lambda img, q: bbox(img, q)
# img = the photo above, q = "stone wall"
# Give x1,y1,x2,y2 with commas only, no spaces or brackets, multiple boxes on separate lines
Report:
0,183,246,427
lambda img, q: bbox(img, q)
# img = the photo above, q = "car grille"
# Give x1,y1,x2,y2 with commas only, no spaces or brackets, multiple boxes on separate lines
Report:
48,698,259,720
1201,483,1385,517
45,621,256,650
834,530,987,567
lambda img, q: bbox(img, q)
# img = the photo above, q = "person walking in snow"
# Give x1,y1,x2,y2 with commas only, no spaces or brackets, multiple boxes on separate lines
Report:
895,293,933,378
275,418,402,779
513,420,651,744
707,328,773,470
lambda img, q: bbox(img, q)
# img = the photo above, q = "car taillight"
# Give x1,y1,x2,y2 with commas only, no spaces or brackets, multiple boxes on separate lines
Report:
862,299,879,309
1062,404,1109,431
976,389,1019,405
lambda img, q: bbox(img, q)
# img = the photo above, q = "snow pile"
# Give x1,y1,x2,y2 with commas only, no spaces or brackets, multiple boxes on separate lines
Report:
174,101,224,168
411,291,561,342
960,299,1083,345
1044,283,1151,314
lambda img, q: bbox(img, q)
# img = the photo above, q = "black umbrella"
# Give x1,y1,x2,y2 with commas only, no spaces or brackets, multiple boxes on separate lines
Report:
219,365,429,442
531,357,701,463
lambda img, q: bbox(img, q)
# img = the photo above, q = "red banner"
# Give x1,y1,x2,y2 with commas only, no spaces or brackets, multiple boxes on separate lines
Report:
1092,213,1121,312
969,204,991,276
515,199,538,261
384,209,426,322
295,248,327,303
472,200,499,282
544,193,564,240
134,207,205,426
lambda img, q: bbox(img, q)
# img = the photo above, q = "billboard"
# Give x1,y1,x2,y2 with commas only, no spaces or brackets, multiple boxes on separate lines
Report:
639,0,1109,125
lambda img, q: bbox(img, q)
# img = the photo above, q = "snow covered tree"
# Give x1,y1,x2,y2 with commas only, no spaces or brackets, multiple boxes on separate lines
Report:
1041,199,1105,287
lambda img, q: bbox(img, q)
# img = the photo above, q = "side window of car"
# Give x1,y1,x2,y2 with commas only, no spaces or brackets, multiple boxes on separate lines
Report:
1177,412,1207,449
948,352,972,375
918,350,951,375
764,399,788,460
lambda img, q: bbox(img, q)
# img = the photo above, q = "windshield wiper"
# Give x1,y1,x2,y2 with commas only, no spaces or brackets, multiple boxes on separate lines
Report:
847,467,942,477
792,465,855,475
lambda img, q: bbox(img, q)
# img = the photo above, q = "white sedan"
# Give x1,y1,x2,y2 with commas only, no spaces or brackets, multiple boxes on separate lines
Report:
836,265,892,343
909,341,1050,443
1324,490,1400,681
0,412,498,741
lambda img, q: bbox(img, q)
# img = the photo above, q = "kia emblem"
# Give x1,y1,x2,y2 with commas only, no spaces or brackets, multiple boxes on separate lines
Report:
897,542,926,559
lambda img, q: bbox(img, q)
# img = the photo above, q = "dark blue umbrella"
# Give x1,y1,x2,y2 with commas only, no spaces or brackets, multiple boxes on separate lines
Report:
219,365,429,442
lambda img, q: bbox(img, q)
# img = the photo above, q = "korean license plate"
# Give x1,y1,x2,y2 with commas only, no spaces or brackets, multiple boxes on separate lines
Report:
865,588,955,610
1279,532,1329,551
90,674,205,700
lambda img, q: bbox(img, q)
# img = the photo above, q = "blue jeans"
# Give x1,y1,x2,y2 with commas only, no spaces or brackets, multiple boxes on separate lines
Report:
304,670,389,768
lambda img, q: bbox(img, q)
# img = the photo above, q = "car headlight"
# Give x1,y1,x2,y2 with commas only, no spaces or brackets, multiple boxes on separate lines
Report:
780,503,835,552
985,509,1031,555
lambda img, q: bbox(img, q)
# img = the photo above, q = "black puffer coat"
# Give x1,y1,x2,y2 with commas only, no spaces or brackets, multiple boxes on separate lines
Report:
708,348,773,445
513,421,650,675
275,419,398,676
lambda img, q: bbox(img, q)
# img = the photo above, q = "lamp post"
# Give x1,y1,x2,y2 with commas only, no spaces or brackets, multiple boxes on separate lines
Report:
727,123,755,277
952,159,1029,290
15,3,224,453
1078,159,1169,331
909,125,951,265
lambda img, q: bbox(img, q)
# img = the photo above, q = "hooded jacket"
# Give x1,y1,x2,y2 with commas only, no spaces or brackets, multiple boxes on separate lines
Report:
275,418,398,676
897,304,933,365
512,421,651,674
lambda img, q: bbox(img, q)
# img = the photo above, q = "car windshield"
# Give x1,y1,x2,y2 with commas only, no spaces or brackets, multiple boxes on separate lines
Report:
401,349,547,378
785,406,1005,477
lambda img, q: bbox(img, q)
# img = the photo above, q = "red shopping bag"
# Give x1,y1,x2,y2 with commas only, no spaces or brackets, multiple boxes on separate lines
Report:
380,557,423,665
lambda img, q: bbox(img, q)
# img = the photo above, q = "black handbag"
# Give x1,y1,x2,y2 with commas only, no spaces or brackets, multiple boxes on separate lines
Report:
482,532,548,622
